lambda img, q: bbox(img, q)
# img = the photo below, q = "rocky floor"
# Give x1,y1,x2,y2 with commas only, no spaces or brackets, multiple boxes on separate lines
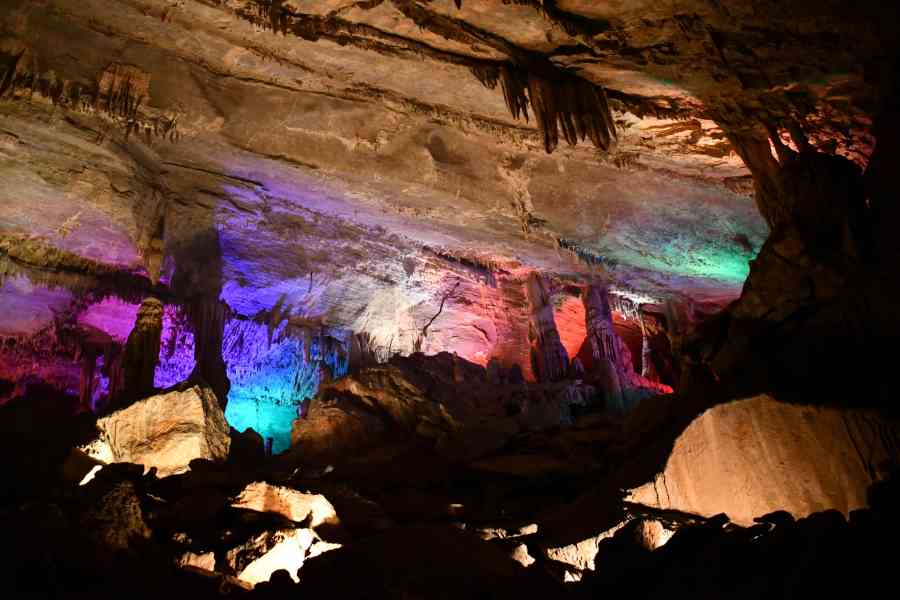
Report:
3,351,898,598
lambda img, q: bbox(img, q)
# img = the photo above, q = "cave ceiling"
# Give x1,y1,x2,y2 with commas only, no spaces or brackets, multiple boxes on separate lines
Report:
0,0,892,353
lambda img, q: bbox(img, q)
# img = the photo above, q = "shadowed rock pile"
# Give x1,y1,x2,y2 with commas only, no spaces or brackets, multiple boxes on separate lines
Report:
3,359,898,597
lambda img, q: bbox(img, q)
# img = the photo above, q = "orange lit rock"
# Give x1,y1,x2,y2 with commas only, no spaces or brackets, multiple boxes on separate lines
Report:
627,395,900,525
225,527,316,586
89,384,230,477
177,551,216,572
231,481,340,529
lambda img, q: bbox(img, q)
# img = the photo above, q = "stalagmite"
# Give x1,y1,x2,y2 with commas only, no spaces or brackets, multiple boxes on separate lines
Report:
582,282,625,414
113,297,164,407
525,272,569,382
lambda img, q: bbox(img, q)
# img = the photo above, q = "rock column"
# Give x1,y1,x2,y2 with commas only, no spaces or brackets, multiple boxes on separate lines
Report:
78,348,97,413
525,272,569,382
639,313,660,383
189,298,231,410
582,282,625,414
116,297,163,407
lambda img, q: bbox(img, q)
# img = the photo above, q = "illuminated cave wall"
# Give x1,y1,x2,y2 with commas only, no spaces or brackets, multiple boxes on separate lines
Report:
222,319,349,454
78,298,349,453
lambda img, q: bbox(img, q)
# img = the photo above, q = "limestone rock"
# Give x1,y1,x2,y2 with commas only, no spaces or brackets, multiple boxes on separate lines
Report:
294,525,561,597
225,527,317,586
177,551,216,572
539,521,627,572
231,481,340,529
292,353,604,463
88,384,230,477
229,427,265,463
627,395,900,525
508,542,536,568
59,447,105,486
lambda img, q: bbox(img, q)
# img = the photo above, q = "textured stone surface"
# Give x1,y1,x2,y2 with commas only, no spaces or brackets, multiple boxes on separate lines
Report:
225,527,317,586
89,384,230,476
627,395,900,525
78,479,152,556
231,481,340,528
291,352,617,462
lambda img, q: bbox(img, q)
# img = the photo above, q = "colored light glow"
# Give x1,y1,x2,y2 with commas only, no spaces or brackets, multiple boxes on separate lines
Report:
223,319,349,454
155,305,196,388
77,292,349,453
78,297,139,342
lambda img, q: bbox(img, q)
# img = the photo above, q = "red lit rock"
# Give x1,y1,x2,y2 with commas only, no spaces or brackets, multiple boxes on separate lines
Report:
526,272,570,382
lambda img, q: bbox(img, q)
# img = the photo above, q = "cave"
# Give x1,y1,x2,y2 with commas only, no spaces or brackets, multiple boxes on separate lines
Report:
1,1,898,598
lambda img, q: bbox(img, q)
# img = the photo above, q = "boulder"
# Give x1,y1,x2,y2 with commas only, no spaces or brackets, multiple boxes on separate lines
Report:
294,525,562,597
229,427,265,463
627,395,900,525
225,527,317,585
231,481,340,529
83,384,230,477
78,479,152,558
177,551,216,571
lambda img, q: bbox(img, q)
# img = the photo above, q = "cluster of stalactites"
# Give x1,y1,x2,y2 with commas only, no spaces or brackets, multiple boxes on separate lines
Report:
556,237,615,269
472,63,616,154
0,51,179,143
610,293,641,321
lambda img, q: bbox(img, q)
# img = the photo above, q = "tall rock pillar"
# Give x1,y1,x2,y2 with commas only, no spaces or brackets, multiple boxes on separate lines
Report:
112,297,163,408
582,282,625,414
525,272,569,382
639,312,660,383
188,298,231,411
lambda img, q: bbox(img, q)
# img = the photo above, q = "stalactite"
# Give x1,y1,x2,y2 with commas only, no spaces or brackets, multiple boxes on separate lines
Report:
639,312,660,383
0,54,179,143
78,349,97,413
525,272,569,382
472,63,616,154
610,293,640,320
557,237,616,269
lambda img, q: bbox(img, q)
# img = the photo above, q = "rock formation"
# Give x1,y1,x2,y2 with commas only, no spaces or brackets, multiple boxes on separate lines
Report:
290,352,600,464
626,395,900,525
1,0,898,596
582,282,626,413
114,297,164,406
85,384,230,476
526,272,570,382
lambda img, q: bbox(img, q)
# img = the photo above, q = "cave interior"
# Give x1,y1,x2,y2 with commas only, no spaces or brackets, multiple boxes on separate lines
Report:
1,1,899,598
